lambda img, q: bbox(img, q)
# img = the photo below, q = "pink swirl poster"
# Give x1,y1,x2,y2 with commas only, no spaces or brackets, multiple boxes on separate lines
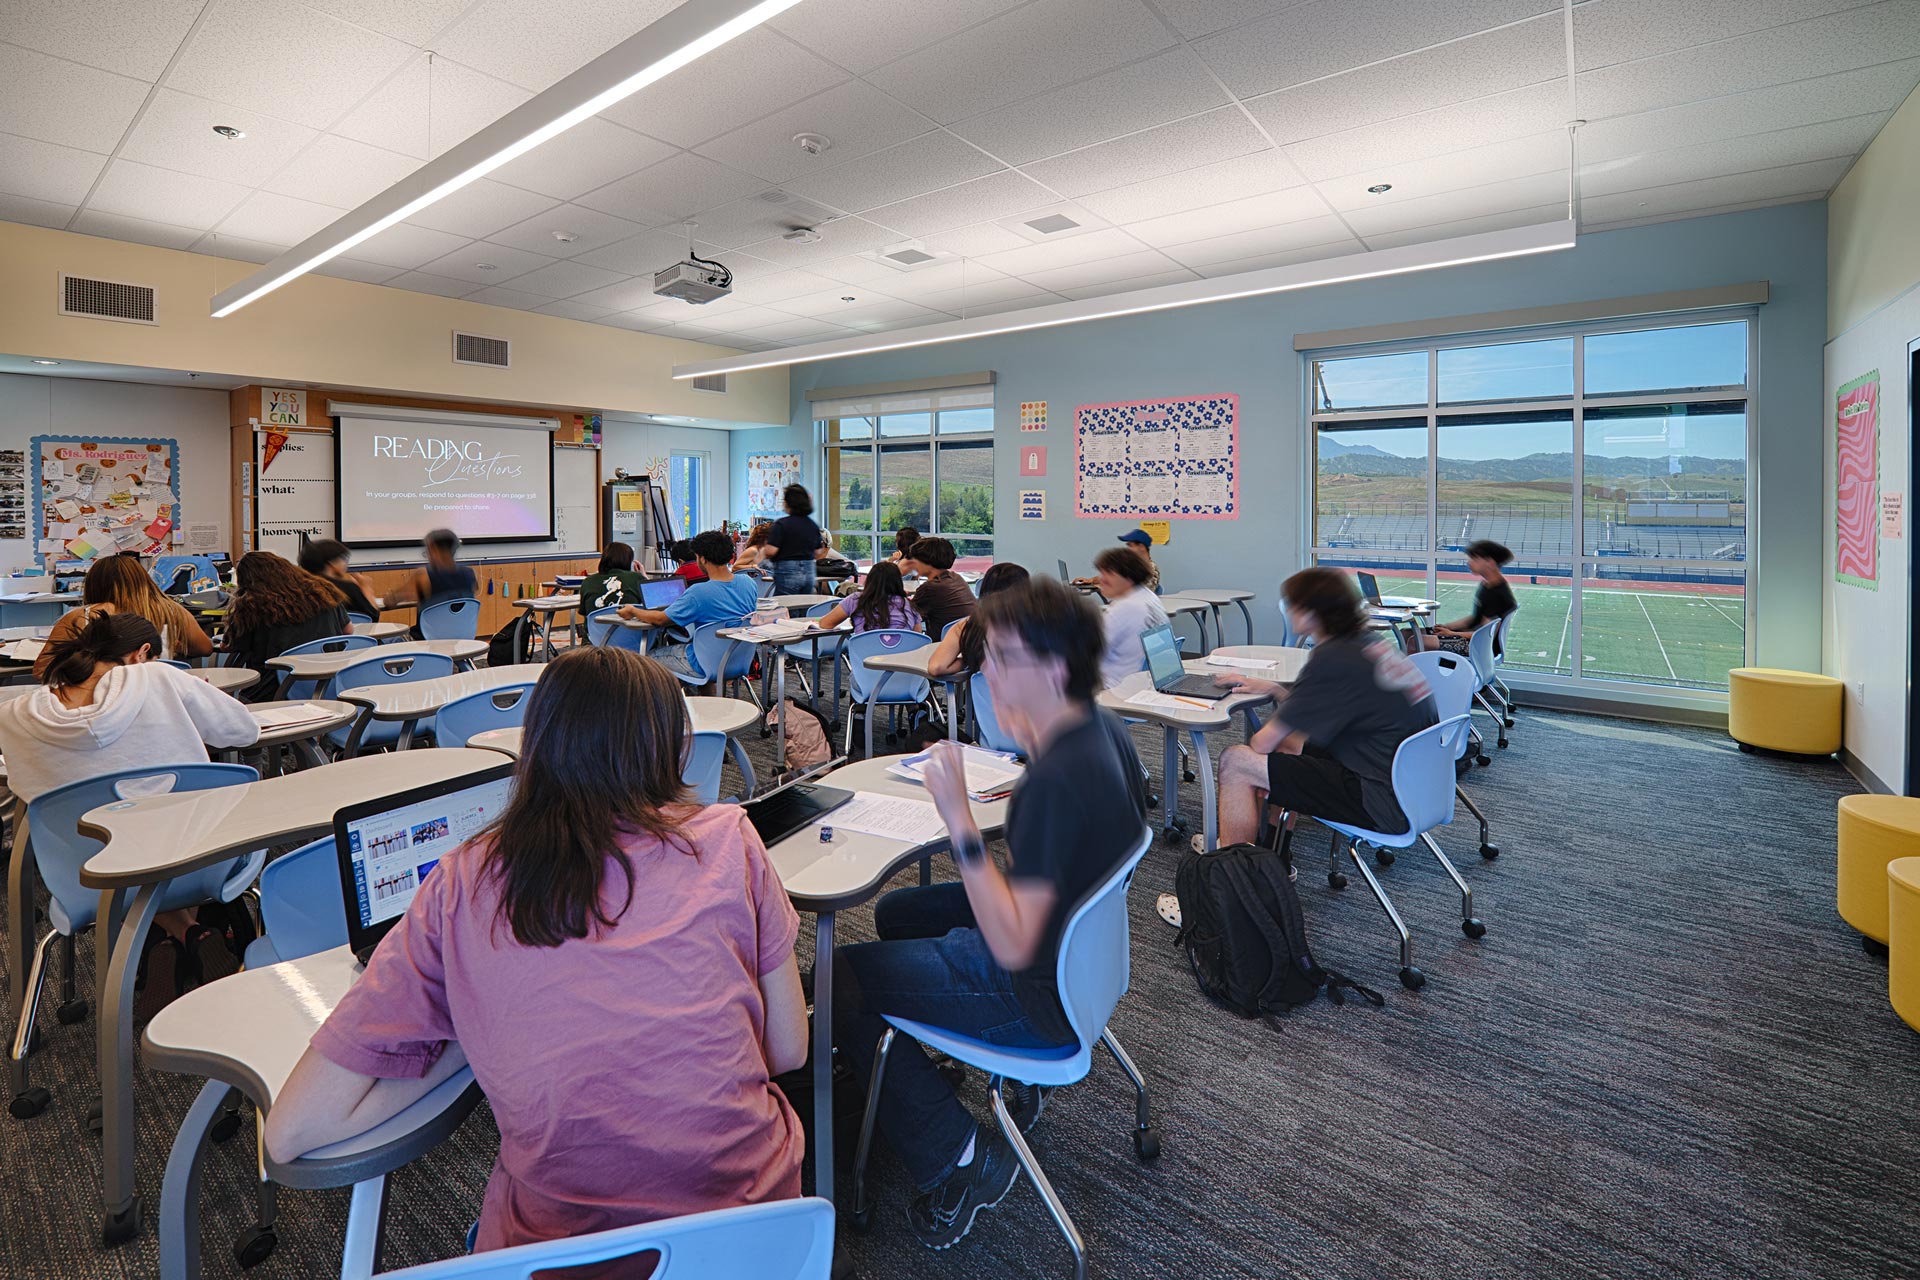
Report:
1834,370,1879,589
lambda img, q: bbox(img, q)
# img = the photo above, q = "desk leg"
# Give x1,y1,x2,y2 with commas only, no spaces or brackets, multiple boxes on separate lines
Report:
1207,605,1224,655
159,1079,226,1280
1233,599,1254,647
1190,727,1218,853
397,717,419,751
945,683,959,741
1160,725,1179,838
812,911,836,1205
100,880,164,1243
7,805,33,1080
341,1175,390,1279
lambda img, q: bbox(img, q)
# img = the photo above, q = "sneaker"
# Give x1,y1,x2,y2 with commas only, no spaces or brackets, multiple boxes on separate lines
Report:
907,1128,1021,1250
1004,1083,1052,1134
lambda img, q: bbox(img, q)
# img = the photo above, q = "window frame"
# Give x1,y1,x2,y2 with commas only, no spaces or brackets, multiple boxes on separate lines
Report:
817,401,996,562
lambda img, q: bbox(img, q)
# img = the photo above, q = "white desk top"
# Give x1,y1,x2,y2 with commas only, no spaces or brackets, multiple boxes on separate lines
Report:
1210,646,1310,677
1097,668,1275,728
467,696,757,759
267,638,487,679
767,593,838,610
1157,595,1212,618
352,620,410,641
767,756,1009,912
193,666,262,694
1375,595,1438,609
861,646,955,681
0,624,51,642
718,620,851,644
337,663,541,719
248,699,359,747
0,590,79,604
78,748,504,890
1173,587,1257,604
514,594,580,611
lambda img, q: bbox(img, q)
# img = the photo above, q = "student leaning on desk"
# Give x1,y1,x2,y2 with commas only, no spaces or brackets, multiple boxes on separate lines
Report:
267,646,809,1252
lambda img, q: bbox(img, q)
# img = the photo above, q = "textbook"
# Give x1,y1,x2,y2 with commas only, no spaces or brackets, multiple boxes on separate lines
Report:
249,702,337,729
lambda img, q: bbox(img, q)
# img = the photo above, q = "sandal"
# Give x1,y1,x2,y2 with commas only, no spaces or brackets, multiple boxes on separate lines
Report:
1155,893,1182,929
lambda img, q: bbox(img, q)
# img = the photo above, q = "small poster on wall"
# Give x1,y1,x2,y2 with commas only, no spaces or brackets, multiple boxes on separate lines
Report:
263,387,307,426
1834,369,1879,589
1019,490,1046,520
1021,401,1048,431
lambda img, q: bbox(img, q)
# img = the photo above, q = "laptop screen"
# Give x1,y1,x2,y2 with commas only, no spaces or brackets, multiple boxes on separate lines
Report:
640,577,687,611
1142,624,1185,689
1356,571,1380,603
336,767,514,950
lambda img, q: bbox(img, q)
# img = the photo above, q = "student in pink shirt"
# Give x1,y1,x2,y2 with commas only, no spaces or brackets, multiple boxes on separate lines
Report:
266,646,809,1252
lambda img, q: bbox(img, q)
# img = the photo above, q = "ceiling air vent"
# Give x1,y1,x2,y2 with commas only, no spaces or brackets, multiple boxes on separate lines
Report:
1024,213,1080,235
59,273,156,324
692,373,727,393
453,331,510,368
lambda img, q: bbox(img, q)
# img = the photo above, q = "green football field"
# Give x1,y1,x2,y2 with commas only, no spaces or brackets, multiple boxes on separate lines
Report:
1373,575,1746,689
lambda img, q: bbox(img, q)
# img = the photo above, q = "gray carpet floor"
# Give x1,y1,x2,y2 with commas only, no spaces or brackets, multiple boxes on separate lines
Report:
5,704,1919,1280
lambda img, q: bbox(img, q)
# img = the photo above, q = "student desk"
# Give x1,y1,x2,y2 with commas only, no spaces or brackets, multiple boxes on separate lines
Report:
335,664,542,753
766,593,839,612
1170,587,1257,650
765,755,1009,1203
718,622,850,774
75,748,504,1244
266,638,486,699
1157,595,1215,654
144,945,484,1280
352,620,411,642
190,666,262,696
227,699,360,773
860,646,963,742
0,591,80,628
469,697,762,795
512,593,580,660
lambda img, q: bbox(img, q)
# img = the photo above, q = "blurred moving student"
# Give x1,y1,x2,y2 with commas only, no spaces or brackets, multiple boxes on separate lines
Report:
762,485,826,596
267,646,807,1252
388,529,477,610
581,541,645,611
298,539,381,621
222,551,351,699
1420,540,1517,655
1092,547,1168,688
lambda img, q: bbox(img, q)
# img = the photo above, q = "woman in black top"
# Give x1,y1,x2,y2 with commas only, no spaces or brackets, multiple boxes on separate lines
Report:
1424,539,1517,655
765,484,824,597
223,551,351,700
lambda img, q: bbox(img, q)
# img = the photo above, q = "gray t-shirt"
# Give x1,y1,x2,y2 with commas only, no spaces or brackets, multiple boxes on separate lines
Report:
1278,635,1438,830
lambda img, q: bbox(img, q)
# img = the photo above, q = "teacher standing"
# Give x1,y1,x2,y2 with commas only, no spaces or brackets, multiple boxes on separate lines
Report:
765,484,827,597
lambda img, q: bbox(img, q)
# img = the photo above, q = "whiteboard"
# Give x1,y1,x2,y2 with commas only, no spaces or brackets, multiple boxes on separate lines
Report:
553,445,599,554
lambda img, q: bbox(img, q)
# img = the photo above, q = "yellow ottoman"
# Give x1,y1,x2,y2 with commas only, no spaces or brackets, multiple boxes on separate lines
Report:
1888,857,1920,1033
1728,667,1842,755
1838,796,1920,948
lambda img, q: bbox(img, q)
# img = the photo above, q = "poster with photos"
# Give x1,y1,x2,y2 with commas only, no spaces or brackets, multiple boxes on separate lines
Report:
0,449,25,541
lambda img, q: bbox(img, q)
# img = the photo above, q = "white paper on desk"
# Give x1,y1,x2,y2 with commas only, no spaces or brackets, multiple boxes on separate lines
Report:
740,622,813,642
250,702,334,728
1204,655,1278,670
889,746,1024,798
1124,689,1217,712
827,793,948,845
4,638,45,660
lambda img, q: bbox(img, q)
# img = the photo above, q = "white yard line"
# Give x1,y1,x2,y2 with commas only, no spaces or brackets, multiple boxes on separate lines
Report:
1554,599,1572,671
1698,594,1743,630
1636,593,1677,680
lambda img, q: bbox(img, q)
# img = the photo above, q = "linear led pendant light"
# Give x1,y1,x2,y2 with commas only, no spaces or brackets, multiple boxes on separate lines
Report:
670,218,1577,379
209,0,805,318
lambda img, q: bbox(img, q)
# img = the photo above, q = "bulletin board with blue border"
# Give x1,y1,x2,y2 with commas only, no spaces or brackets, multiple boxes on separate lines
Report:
32,435,181,570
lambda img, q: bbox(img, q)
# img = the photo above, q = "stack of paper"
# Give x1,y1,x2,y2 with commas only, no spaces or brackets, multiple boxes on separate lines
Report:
1205,655,1278,670
1125,689,1217,712
3,638,44,660
827,793,948,844
888,745,1025,801
738,621,815,642
250,702,336,729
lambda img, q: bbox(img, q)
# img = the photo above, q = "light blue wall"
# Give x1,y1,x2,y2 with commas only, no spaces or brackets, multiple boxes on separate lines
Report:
753,203,1827,665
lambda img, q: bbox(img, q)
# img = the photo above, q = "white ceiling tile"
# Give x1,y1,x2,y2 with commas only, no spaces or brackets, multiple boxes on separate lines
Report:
1320,131,1567,209
862,170,1059,238
1579,157,1852,224
1125,186,1333,247
1575,0,1873,72
1187,239,1365,277
694,80,937,186
915,276,1062,314
299,0,475,46
564,277,663,312
0,192,78,229
594,310,669,332
670,304,803,332
0,44,150,152
532,298,619,321
384,270,484,298
1022,248,1194,293
118,89,319,186
1581,115,1886,200
974,226,1147,276
924,221,1041,257
599,28,848,148
310,256,405,284
1280,79,1567,182
1582,191,1823,235
497,258,627,298
404,179,559,239
1196,0,1557,98
418,241,558,284
736,216,901,268
714,267,844,305
488,203,648,258
866,0,1176,124
215,191,345,244
69,208,202,249
348,220,472,268
164,0,413,130
668,192,844,251
771,0,1026,74
86,159,249,229
949,47,1230,167
838,300,952,329
1149,0,1317,39
733,317,860,342
574,225,735,273
815,257,1007,296
0,133,108,206
1056,267,1202,300
333,54,530,161
1361,202,1567,249
433,0,684,92
783,132,1003,214
463,285,550,311
577,151,766,224
1157,213,1356,266
1021,109,1270,199
264,134,422,207
198,232,289,264
1341,171,1567,237
491,118,677,201
1075,151,1307,223
3,0,204,80
776,286,902,318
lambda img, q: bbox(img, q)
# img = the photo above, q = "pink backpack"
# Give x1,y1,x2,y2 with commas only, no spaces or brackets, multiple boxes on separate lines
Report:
765,699,831,771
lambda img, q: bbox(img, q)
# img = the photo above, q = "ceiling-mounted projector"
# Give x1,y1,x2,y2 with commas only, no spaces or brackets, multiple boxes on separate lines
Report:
654,256,732,304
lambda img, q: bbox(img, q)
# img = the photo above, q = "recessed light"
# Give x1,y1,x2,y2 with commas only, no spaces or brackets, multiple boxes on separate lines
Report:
31,358,60,366
1366,183,1392,194
212,125,246,140
551,230,578,243
475,262,498,271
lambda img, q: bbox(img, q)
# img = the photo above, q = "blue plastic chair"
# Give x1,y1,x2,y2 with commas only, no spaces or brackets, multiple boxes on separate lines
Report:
419,597,481,641
241,837,346,968
1490,610,1517,722
967,670,1022,756
1465,622,1508,749
850,827,1156,1278
272,632,375,698
10,763,260,1115
1408,652,1500,860
843,629,931,759
435,682,536,748
1313,713,1481,991
345,612,376,628
683,730,728,805
664,620,759,702
329,651,457,754
153,555,220,596
584,606,650,654
158,658,192,670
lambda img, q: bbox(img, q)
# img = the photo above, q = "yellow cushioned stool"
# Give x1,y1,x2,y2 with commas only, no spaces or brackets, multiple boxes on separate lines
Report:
1837,795,1920,948
1888,857,1920,1033
1727,667,1842,755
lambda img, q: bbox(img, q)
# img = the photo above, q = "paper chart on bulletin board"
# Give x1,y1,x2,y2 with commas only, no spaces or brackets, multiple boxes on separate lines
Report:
746,452,802,519
1074,394,1238,519
32,436,181,569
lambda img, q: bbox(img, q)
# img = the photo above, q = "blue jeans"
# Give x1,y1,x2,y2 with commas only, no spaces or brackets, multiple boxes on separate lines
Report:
771,559,815,596
833,883,1069,1190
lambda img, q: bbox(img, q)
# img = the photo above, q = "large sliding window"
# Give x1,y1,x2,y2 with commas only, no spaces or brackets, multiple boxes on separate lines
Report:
817,387,995,565
1310,318,1752,692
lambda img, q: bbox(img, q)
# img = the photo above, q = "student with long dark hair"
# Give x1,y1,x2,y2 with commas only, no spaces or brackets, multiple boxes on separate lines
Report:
268,647,808,1252
816,560,922,634
222,551,351,697
927,562,1030,677
298,539,382,622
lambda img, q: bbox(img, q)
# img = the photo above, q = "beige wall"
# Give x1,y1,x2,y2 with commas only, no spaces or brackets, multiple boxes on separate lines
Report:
0,221,788,425
1829,83,1920,340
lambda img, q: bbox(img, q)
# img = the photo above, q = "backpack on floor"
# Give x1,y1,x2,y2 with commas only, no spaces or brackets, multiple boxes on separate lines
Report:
1173,843,1382,1026
485,613,533,668
765,698,831,772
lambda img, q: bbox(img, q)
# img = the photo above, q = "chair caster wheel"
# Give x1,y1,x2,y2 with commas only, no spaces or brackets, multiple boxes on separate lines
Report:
55,1000,89,1025
9,1087,50,1119
102,1201,142,1247
1480,844,1499,859
847,1204,873,1235
1476,754,1491,767
87,1099,103,1133
1503,718,1515,728
1399,966,1426,991
1182,769,1195,784
1863,935,1890,958
1497,740,1508,749
1375,848,1395,867
1737,742,1755,753
1133,1127,1161,1160
1327,871,1348,889
1463,918,1487,939
1145,792,1160,810
234,1226,278,1268
210,1110,243,1143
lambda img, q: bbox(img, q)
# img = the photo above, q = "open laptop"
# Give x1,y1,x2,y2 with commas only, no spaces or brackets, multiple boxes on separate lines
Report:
334,764,516,964
639,577,688,611
742,775,854,847
1355,570,1424,610
1143,625,1223,700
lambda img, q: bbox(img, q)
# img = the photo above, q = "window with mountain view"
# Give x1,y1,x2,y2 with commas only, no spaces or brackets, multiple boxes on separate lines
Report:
1310,319,1751,692
818,389,994,567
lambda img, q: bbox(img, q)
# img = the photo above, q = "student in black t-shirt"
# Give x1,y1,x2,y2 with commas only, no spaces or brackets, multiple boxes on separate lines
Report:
1422,539,1517,655
834,578,1146,1252
901,535,976,638
764,484,825,596
580,541,644,611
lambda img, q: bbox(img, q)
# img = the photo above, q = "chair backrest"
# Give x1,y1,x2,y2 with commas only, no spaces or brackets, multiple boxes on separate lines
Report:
346,612,376,627
256,836,348,962
333,649,456,693
1054,826,1154,1052
278,633,374,660
584,606,633,648
804,600,839,619
846,629,932,702
1466,621,1497,685
27,763,261,929
158,658,192,670
755,576,776,599
1388,714,1473,834
1276,594,1299,648
686,620,756,682
419,596,481,641
967,670,1019,755
436,682,537,748
1491,610,1513,665
1407,652,1475,761
940,618,965,639
370,1196,835,1280
683,730,728,805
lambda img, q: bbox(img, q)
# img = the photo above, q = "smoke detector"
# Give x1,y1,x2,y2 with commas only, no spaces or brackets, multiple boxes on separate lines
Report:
792,132,832,156
551,229,578,243
782,227,823,244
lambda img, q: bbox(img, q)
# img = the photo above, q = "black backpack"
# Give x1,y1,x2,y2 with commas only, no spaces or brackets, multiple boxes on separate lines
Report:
1173,843,1382,1025
485,613,534,668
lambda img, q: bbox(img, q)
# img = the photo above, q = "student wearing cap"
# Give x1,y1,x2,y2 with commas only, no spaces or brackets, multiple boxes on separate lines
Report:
1075,530,1160,594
